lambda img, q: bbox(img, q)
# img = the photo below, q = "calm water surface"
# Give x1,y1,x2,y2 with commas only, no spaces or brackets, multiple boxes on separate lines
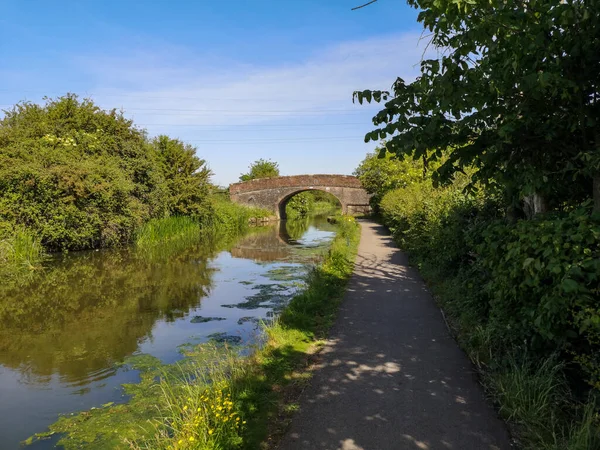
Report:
0,216,336,449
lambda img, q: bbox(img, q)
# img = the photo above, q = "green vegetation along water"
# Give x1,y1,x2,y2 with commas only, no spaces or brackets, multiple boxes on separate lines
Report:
0,216,337,450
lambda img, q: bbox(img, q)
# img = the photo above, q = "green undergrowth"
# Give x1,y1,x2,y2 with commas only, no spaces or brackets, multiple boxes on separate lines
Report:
379,179,600,450
202,199,273,236
26,216,360,449
136,216,202,252
134,201,272,259
0,227,47,283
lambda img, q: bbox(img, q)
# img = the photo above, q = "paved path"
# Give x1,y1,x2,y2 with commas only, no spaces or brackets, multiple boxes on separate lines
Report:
279,221,512,450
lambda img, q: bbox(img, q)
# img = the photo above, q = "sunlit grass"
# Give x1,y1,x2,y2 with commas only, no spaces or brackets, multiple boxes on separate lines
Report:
136,216,202,248
135,201,273,259
202,199,273,236
0,228,47,280
311,200,341,216
128,347,250,450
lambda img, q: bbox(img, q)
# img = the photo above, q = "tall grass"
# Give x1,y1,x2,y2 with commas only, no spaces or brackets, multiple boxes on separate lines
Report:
129,346,251,450
311,200,341,216
136,216,202,248
0,228,46,279
202,199,272,236
135,201,273,258
422,265,600,449
487,356,600,449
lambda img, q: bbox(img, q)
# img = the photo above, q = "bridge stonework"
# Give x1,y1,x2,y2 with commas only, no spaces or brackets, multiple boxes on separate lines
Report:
229,174,371,219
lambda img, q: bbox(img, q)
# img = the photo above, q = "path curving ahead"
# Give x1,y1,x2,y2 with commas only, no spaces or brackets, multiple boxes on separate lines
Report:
279,221,512,450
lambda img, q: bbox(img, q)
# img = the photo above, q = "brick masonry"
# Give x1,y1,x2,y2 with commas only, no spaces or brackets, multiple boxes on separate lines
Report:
229,174,371,219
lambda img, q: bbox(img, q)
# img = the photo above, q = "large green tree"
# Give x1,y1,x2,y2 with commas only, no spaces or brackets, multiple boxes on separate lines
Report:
0,95,168,250
152,136,212,218
239,158,280,182
355,0,600,213
354,149,428,208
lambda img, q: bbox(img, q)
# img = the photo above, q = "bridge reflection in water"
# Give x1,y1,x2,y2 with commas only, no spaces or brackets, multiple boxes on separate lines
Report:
230,215,337,263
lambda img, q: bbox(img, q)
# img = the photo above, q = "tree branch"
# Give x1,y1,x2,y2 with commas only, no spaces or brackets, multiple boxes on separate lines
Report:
351,0,378,11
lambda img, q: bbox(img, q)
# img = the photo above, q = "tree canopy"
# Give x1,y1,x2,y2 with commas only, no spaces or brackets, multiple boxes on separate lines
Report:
239,158,280,182
0,95,212,250
152,135,212,218
355,0,600,213
354,149,430,208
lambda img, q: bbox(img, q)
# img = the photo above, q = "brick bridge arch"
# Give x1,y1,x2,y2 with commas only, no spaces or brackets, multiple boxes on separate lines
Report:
229,174,371,219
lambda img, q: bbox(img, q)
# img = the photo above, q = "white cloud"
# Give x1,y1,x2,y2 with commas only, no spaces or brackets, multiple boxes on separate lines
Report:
81,32,429,128
2,31,431,184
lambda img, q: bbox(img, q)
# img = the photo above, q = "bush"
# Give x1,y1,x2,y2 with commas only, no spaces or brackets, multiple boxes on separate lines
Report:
0,96,215,253
477,205,600,388
379,179,600,448
285,192,314,218
0,95,169,250
152,136,212,219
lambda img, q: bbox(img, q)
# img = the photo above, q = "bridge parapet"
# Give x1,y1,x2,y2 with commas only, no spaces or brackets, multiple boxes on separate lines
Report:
229,174,362,194
230,174,371,219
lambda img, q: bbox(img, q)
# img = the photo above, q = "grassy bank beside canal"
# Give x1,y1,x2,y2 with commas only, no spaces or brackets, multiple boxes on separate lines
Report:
27,216,360,449
1,199,272,286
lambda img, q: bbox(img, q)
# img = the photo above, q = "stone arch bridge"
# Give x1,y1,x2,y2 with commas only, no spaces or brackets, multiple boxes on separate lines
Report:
229,174,371,219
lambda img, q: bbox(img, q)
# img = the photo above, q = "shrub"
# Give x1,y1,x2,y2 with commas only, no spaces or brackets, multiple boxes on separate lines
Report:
379,178,600,448
476,205,600,388
0,95,168,250
152,136,212,219
285,192,314,218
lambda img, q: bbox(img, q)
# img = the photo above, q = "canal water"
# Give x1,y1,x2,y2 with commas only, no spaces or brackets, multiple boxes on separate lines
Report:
0,216,337,449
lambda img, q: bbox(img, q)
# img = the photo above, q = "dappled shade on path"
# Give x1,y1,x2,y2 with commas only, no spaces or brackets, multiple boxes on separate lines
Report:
280,221,512,450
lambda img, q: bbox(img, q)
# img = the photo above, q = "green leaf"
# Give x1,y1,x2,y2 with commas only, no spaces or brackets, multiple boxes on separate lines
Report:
561,278,579,293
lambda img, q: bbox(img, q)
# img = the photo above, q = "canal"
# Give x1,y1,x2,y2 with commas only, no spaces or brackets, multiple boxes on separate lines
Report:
0,216,337,449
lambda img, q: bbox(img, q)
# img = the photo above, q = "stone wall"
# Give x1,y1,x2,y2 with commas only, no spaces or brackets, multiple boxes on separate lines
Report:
229,174,371,219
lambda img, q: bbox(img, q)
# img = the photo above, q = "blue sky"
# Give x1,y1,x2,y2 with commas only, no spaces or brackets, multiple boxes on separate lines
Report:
0,0,425,186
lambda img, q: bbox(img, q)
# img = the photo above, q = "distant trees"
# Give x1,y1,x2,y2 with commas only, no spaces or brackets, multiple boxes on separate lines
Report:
239,158,280,182
353,149,427,209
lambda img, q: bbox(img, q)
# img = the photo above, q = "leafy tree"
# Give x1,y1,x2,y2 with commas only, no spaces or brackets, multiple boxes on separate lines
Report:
0,95,169,250
355,0,600,213
285,192,314,218
152,136,212,218
239,158,280,182
354,149,428,208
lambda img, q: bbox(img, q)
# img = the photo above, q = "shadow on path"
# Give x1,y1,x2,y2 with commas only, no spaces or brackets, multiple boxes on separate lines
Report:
278,221,512,450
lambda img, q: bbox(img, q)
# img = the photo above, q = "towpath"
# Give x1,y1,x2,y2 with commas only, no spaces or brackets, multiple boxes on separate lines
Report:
279,221,512,450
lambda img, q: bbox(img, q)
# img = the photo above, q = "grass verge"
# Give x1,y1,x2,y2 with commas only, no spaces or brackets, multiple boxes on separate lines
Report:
26,216,361,449
415,255,600,450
